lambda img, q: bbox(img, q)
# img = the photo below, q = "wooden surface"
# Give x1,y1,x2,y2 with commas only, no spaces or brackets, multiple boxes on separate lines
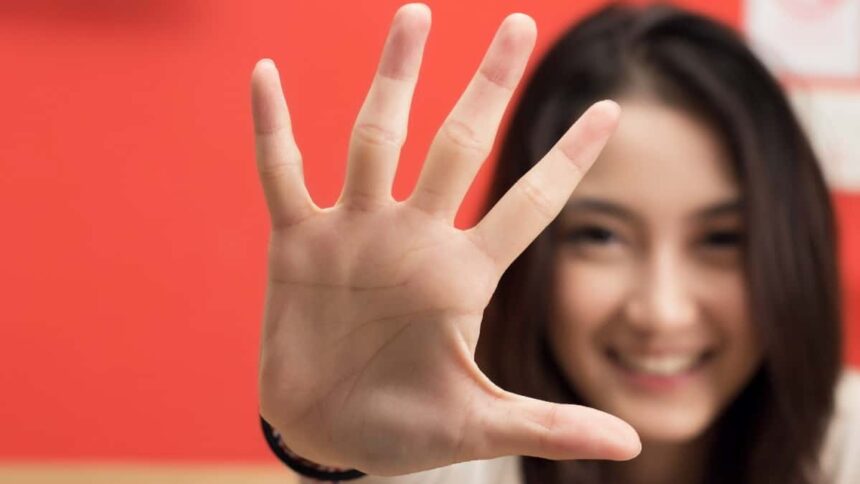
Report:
0,462,298,484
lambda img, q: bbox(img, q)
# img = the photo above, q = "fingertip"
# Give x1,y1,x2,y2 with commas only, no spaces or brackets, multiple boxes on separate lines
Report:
251,58,287,135
502,12,537,49
257,57,275,69
507,12,537,35
377,3,432,81
557,407,639,462
479,12,536,89
610,418,642,461
588,409,641,460
400,2,431,18
252,58,281,95
595,99,621,117
586,99,622,135
596,99,622,122
630,436,643,459
397,3,432,31
253,58,277,78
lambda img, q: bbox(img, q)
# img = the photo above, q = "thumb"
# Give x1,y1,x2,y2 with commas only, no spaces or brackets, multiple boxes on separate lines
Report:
464,389,641,462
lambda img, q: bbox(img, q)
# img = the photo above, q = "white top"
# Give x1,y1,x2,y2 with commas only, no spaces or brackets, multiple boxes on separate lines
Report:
339,368,860,484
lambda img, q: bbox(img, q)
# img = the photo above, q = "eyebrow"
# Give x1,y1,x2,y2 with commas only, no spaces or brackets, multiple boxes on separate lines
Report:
564,198,639,224
564,197,743,223
693,198,744,220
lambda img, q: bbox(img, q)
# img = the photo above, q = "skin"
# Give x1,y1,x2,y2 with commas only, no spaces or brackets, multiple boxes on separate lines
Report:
253,3,641,477
549,98,765,484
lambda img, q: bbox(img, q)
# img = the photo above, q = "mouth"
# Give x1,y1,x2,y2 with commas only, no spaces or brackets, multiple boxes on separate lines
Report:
605,347,716,390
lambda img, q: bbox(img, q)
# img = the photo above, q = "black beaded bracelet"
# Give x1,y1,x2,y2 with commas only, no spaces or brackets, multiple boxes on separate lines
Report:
260,416,366,481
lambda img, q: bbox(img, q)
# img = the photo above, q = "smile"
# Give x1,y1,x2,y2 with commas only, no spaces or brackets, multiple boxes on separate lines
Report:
606,347,715,389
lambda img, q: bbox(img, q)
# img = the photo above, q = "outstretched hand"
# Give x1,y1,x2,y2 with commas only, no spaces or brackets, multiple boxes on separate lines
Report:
254,3,640,477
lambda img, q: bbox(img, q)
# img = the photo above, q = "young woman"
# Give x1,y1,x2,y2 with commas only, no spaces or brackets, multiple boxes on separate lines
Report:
252,3,860,484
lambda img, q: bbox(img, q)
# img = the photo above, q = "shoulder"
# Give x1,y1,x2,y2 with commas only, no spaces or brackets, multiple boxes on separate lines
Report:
354,456,523,484
819,367,860,484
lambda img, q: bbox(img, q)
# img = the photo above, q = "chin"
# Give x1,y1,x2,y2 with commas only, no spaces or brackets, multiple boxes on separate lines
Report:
633,417,712,443
613,401,717,443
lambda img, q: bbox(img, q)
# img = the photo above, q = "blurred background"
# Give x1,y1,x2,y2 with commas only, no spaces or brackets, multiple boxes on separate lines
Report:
1,0,858,482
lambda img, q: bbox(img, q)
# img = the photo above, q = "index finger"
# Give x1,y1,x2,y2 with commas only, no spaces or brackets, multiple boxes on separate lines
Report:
467,101,620,272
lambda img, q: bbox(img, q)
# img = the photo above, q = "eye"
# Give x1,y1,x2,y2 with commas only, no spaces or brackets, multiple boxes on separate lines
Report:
702,230,744,248
563,225,620,245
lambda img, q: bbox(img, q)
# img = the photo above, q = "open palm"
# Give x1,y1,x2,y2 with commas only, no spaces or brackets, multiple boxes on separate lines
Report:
254,3,640,477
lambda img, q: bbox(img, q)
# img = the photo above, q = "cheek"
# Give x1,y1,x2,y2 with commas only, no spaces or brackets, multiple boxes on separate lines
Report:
705,271,763,408
548,262,627,397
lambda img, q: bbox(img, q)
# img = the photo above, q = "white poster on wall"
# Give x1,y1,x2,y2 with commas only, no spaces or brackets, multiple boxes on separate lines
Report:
745,0,860,78
791,89,860,190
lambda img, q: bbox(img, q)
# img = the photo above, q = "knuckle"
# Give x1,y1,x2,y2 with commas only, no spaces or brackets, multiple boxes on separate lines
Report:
440,119,490,156
353,122,405,148
465,228,504,275
555,144,586,176
478,66,515,92
257,145,303,178
515,177,555,220
409,183,456,216
537,405,561,455
258,160,297,181
341,189,389,212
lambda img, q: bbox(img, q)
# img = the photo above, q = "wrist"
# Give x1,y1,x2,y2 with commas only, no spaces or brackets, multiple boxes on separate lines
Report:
260,416,366,480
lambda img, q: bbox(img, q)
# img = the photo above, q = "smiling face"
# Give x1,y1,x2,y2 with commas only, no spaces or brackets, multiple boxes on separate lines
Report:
548,97,764,443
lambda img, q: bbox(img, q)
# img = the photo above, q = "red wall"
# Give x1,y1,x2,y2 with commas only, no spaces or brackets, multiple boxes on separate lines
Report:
0,0,855,463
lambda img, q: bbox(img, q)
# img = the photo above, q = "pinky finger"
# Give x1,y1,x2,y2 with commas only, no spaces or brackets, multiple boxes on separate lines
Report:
251,59,317,228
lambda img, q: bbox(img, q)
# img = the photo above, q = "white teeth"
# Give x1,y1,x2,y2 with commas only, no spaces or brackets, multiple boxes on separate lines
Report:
617,353,702,376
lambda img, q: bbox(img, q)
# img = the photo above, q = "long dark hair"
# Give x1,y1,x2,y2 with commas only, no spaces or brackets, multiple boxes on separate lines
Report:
475,4,843,484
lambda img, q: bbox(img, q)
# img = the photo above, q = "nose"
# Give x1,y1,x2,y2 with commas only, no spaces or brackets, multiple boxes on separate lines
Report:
624,245,700,333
